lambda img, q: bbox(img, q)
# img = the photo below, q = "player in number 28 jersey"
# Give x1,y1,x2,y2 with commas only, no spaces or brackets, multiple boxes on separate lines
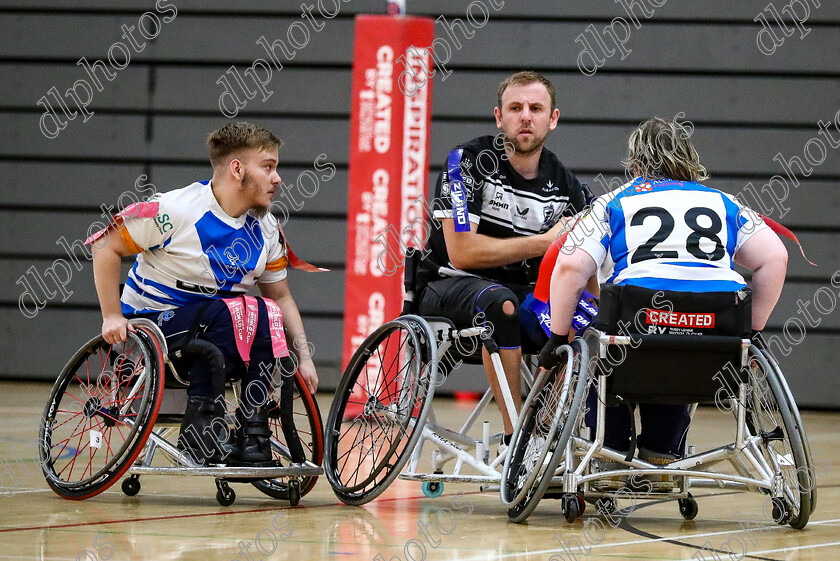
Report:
540,116,788,468
566,176,767,292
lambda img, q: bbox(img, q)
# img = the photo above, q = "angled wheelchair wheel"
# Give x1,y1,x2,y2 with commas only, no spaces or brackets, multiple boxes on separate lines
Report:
504,339,590,523
757,347,817,515
744,346,812,529
252,371,323,500
324,316,436,505
39,327,165,500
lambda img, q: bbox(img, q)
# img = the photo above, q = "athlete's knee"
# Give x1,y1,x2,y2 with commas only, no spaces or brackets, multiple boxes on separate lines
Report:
476,286,521,348
502,299,517,317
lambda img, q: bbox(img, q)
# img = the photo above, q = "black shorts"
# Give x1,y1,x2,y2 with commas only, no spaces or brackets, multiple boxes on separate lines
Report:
417,276,546,352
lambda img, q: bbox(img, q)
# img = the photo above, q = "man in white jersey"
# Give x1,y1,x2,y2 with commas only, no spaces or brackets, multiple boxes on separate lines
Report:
540,116,788,466
90,122,318,465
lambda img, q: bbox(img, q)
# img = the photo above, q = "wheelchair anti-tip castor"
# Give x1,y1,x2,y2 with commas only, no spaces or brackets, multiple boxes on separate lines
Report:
288,480,301,507
215,479,236,506
121,475,141,496
771,497,792,525
595,496,616,515
562,493,580,523
678,493,698,520
422,481,444,498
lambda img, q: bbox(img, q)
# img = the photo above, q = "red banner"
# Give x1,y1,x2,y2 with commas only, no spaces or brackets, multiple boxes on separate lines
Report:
342,15,435,375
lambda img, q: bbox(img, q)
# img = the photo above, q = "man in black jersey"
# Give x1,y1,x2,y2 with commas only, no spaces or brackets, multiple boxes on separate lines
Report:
417,71,588,442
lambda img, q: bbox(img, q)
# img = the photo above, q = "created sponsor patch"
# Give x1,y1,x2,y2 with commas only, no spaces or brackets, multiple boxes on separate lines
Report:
645,309,715,328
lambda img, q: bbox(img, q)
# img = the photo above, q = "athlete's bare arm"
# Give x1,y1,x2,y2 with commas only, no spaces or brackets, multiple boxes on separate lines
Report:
734,228,788,331
258,279,319,394
442,216,571,270
91,226,138,344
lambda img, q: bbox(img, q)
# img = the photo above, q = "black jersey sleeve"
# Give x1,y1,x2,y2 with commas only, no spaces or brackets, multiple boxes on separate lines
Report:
431,146,484,232
564,167,588,215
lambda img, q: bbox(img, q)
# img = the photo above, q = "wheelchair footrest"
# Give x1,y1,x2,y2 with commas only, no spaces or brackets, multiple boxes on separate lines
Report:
399,472,499,484
129,464,323,478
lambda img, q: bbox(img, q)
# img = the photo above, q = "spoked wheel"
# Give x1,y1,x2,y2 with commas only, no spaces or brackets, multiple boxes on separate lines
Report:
504,338,590,523
756,347,817,515
324,316,436,505
743,347,812,529
39,328,165,499
252,371,323,500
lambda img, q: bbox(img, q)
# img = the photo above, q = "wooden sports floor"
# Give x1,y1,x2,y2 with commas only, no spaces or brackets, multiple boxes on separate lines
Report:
2,380,839,561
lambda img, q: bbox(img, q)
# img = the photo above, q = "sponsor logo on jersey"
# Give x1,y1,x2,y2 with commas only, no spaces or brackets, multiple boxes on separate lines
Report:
543,180,558,192
451,181,470,232
488,190,510,211
515,204,529,216
645,309,715,328
635,182,653,192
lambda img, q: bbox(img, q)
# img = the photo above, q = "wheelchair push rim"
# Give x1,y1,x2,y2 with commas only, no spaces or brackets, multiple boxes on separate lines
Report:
324,317,436,505
501,344,574,506
39,327,165,500
505,338,590,523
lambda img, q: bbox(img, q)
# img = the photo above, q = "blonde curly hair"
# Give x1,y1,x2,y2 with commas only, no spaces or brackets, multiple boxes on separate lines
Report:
622,116,708,182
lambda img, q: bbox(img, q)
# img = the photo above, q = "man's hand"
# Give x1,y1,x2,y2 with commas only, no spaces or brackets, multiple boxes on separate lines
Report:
297,356,319,394
102,314,136,344
539,333,568,370
544,215,572,243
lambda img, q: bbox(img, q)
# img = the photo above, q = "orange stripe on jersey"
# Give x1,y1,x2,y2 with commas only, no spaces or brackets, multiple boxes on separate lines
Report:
114,216,143,254
266,256,288,272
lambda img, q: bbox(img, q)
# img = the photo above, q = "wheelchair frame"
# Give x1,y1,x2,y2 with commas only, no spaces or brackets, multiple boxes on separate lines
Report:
323,314,536,505
502,328,816,528
39,318,323,507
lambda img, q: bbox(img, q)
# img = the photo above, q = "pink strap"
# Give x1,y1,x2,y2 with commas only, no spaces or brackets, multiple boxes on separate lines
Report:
263,298,290,359
84,201,160,245
224,296,290,364
223,296,258,366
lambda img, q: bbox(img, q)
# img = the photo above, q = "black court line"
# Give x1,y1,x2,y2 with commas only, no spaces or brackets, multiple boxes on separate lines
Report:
614,486,839,561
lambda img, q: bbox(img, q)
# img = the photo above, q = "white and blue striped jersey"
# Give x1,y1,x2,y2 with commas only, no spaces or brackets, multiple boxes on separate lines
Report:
117,181,288,315
563,178,767,292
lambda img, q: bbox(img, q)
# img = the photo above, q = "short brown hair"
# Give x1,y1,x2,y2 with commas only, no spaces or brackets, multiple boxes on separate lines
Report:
207,122,282,167
497,71,556,111
622,116,709,182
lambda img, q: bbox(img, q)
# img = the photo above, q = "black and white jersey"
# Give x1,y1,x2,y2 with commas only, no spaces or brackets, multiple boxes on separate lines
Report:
421,135,587,286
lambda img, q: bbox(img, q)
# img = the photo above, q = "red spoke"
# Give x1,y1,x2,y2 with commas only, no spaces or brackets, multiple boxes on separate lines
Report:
52,410,85,431
102,427,115,457
61,421,89,479
52,414,88,461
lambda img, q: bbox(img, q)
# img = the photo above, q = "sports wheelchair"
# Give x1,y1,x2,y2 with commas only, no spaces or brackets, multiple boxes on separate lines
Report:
38,317,323,507
501,285,816,528
323,254,542,504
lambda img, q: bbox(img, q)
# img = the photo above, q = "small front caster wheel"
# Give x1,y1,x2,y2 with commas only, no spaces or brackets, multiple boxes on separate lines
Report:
678,493,698,520
288,480,301,506
562,493,580,523
771,497,792,525
422,481,444,498
215,480,236,506
121,476,141,497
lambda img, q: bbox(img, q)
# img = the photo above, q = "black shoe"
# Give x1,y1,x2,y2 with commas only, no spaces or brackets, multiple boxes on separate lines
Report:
233,406,274,466
177,396,235,465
